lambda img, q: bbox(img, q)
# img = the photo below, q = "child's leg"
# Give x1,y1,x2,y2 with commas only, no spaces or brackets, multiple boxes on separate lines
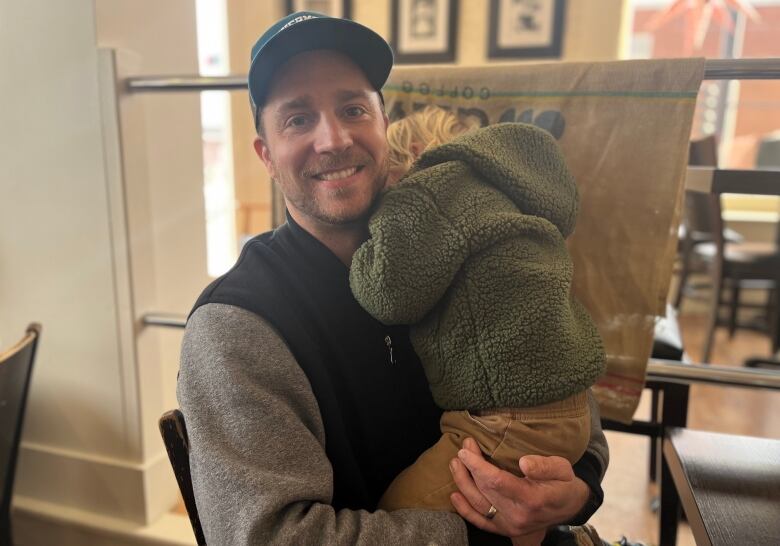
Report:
379,391,591,513
378,410,510,512
485,391,591,475
469,392,591,546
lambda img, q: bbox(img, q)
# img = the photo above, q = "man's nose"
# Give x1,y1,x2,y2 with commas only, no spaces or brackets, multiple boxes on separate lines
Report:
313,115,353,154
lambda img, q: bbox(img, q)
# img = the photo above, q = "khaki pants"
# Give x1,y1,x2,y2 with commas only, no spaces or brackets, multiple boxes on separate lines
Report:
378,391,590,512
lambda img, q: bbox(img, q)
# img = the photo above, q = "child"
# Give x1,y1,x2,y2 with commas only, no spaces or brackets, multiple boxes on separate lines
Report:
350,106,606,546
385,105,474,185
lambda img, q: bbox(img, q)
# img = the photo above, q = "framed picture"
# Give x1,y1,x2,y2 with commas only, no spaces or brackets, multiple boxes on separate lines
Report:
488,0,566,59
391,0,458,64
286,0,351,19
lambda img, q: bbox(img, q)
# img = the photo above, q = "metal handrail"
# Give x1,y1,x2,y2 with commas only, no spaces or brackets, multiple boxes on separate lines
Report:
143,312,780,389
647,358,780,390
136,54,780,388
125,58,780,93
703,57,780,80
127,75,248,92
143,313,186,328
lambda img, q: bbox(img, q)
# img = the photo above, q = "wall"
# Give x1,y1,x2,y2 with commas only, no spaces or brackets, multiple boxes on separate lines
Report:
94,0,209,431
0,0,204,543
0,0,123,458
352,0,627,63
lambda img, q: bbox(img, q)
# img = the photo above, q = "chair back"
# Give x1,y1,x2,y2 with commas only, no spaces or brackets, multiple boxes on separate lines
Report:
684,136,724,249
159,409,206,546
755,131,780,169
754,133,780,245
0,323,41,544
689,134,718,167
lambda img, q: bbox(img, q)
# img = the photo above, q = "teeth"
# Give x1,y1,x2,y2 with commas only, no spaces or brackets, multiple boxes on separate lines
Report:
319,167,357,181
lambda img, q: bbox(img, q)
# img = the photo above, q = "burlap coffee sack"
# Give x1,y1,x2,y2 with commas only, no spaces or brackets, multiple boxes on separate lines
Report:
384,58,705,423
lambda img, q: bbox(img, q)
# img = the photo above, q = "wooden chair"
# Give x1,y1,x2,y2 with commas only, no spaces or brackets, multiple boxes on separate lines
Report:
159,409,206,546
700,229,779,361
677,136,780,361
756,131,780,169
675,136,743,308
1,323,41,546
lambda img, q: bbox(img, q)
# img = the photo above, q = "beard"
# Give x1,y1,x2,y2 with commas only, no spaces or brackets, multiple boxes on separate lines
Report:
273,150,389,226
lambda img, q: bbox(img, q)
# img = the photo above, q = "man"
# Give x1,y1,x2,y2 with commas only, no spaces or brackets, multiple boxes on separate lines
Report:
177,12,609,545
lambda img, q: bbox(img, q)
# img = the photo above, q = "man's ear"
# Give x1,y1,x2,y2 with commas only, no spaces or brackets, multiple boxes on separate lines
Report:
382,111,389,131
253,137,276,178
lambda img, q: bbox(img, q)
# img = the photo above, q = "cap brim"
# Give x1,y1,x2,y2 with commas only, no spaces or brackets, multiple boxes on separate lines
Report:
248,17,393,108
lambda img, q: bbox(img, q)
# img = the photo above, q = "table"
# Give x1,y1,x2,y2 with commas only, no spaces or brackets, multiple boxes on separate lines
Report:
662,427,780,546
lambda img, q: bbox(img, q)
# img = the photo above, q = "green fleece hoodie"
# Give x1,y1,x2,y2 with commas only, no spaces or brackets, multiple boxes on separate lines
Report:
350,123,605,410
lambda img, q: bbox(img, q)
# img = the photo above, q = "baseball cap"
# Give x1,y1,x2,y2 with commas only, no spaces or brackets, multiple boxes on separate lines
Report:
248,11,393,124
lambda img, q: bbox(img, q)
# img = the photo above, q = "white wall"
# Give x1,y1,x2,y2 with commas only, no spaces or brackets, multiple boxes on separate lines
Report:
1,0,205,542
94,0,208,447
0,1,128,457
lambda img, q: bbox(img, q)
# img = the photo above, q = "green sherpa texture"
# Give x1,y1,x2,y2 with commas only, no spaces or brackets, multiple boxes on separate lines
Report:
350,123,605,410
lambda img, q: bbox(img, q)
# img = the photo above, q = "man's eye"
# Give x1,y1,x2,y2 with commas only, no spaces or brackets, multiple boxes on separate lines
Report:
286,115,308,128
345,106,367,118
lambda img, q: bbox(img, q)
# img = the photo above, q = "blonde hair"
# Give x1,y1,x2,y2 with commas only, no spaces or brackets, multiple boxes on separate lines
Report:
387,106,473,173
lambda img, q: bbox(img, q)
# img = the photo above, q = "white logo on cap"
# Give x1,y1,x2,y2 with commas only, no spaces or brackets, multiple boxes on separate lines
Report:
280,14,319,31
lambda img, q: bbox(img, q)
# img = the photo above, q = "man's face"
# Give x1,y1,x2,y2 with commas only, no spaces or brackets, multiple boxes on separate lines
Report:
254,50,390,233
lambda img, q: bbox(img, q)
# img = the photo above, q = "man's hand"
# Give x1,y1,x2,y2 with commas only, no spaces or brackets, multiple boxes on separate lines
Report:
449,438,590,538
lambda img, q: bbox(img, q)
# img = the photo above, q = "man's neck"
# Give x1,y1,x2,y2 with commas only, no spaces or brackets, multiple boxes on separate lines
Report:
290,210,369,266
315,225,369,266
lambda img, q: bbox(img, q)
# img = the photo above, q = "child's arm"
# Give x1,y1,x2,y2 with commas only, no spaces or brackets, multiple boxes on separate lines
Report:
350,182,469,325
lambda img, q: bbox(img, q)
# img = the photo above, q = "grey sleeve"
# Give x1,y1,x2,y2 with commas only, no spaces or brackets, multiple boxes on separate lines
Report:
586,389,609,480
177,303,468,546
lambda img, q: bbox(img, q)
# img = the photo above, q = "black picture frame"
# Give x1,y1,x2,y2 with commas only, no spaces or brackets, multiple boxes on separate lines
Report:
488,0,566,59
391,0,458,64
285,0,351,19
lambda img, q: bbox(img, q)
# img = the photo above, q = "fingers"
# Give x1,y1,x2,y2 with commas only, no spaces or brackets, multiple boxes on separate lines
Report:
452,439,573,538
518,455,575,482
458,445,509,493
450,491,500,533
463,437,481,454
452,443,582,540
450,456,494,516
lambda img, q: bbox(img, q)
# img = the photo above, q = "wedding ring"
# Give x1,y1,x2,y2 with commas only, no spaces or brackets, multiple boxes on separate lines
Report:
485,505,498,519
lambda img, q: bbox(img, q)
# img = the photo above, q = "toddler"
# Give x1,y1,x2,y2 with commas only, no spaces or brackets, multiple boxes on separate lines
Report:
350,106,606,546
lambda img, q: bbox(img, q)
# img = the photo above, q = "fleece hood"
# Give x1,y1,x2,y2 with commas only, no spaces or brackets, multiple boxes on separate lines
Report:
412,122,578,237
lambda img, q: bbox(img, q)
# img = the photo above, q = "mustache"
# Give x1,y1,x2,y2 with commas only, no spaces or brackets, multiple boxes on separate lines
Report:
301,151,373,178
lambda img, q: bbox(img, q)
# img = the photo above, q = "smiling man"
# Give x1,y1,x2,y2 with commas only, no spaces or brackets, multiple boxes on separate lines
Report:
253,49,390,265
177,11,609,546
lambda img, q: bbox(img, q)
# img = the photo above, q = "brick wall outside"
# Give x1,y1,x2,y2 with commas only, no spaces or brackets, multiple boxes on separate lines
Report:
634,5,780,169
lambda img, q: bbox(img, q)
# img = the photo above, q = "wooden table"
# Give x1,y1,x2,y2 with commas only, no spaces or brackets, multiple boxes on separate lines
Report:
662,427,780,545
